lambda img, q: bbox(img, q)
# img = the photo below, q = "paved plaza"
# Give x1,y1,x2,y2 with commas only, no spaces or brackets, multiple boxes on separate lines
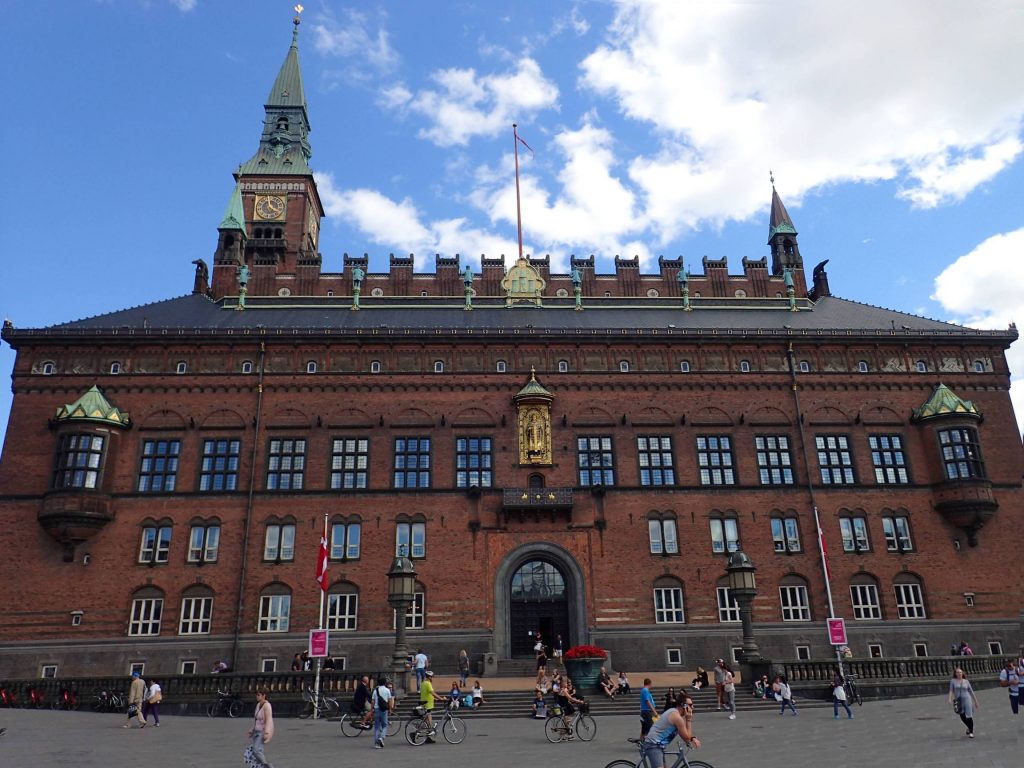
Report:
1,687,1019,768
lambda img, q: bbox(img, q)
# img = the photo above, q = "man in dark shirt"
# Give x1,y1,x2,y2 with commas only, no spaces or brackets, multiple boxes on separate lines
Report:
352,675,372,727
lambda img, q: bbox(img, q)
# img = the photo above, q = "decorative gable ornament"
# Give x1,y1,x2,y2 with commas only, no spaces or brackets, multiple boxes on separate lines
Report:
502,257,546,307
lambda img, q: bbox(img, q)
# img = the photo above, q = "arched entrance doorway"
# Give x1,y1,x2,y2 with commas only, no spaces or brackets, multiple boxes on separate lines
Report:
509,560,569,657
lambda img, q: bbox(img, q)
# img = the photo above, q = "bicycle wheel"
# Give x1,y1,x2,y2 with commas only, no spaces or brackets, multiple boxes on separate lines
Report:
386,716,401,737
206,701,219,717
405,717,427,746
441,716,467,744
605,761,639,768
576,714,597,741
688,761,715,768
226,699,242,718
545,716,567,743
340,713,364,737
854,687,863,706
92,697,105,713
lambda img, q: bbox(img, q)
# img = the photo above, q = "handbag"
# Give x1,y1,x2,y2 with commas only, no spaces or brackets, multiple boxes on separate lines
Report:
773,692,783,702
127,703,139,717
243,745,258,767
953,697,963,715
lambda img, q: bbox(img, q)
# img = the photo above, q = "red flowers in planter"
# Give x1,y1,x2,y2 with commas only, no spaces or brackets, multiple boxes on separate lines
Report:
564,644,608,660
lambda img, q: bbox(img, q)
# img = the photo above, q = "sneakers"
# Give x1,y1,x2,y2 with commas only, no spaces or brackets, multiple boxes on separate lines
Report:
374,740,383,749
834,715,840,720
154,723,160,727
728,714,736,720
848,714,854,719
968,732,975,739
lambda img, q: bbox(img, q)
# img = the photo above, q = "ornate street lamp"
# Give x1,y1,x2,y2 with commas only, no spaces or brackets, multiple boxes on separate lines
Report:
387,546,417,694
726,546,762,664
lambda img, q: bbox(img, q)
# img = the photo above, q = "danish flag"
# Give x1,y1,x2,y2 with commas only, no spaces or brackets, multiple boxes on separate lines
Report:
315,522,329,592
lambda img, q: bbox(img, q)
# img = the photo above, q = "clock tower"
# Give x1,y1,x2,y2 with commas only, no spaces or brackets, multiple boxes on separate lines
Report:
212,8,324,299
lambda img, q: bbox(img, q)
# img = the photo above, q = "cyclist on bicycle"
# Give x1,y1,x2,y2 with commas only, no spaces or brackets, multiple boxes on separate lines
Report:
641,694,701,768
556,679,584,736
351,675,372,728
420,670,444,743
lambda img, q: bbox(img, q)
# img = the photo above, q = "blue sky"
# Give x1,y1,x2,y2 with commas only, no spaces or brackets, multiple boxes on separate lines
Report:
2,0,1023,447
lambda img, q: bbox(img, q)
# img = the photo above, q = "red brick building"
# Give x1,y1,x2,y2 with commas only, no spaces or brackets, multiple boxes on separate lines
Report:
1,19,1021,679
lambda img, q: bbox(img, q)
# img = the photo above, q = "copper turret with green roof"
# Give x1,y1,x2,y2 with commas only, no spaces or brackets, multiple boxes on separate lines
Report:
768,177,802,276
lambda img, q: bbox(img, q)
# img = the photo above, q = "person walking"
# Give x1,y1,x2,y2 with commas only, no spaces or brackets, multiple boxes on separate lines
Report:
413,649,429,692
123,671,146,728
457,649,471,688
831,670,853,719
723,666,737,719
246,687,274,766
639,678,658,738
143,678,162,727
371,677,392,749
713,659,728,710
641,694,702,768
774,675,797,716
998,659,1019,715
949,667,979,738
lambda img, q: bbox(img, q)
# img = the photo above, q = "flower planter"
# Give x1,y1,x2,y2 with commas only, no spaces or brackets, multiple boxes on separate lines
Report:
563,657,605,692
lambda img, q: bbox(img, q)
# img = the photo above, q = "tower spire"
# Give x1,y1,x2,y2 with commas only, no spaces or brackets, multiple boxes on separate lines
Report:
767,179,802,275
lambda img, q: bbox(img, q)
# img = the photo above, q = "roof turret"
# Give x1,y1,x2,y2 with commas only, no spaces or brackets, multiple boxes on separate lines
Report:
768,186,797,241
912,383,981,422
218,182,247,234
54,386,130,428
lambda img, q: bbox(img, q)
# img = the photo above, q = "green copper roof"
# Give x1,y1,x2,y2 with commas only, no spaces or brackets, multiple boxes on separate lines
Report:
515,368,553,401
218,183,247,233
54,386,130,427
268,20,307,111
768,187,797,241
912,383,981,422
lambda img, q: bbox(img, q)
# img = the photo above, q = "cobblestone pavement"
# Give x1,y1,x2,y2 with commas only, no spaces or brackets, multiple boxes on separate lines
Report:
1,687,1019,768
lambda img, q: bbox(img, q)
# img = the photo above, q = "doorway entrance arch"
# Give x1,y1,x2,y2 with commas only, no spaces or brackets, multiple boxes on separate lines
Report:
493,542,587,660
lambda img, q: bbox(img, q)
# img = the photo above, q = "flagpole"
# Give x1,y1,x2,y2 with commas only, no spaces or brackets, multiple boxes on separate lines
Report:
513,123,524,261
313,513,328,718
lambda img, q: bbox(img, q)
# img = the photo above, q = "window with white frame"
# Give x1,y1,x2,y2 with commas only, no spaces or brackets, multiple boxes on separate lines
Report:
176,361,187,374
709,518,739,554
326,586,359,631
138,524,172,564
973,360,985,373
331,437,369,490
857,360,869,373
882,515,913,552
666,648,683,665
867,643,883,658
396,520,426,558
330,519,361,560
53,433,105,489
850,581,882,620
199,438,241,491
370,360,382,373
138,439,180,492
697,436,735,485
306,360,317,373
558,360,569,373
258,591,291,632
988,641,1002,655
839,516,870,552
938,427,986,480
187,523,220,563
755,435,794,485
41,664,58,678
795,645,811,660
397,589,425,630
716,585,741,623
739,360,750,373
456,436,493,488
241,360,254,374
110,361,122,374
771,517,801,553
915,360,927,373
648,516,679,555
262,658,278,673
577,436,615,486
913,643,928,657
637,436,675,486
180,660,197,675
496,360,507,373
264,522,296,561
129,593,164,636
129,662,145,676
679,360,690,373
779,582,811,621
41,361,56,375
179,593,213,634
869,435,909,484
798,360,810,373
619,360,630,373
815,435,855,485
394,437,431,488
433,360,444,373
653,580,685,623
266,438,306,490
894,580,926,619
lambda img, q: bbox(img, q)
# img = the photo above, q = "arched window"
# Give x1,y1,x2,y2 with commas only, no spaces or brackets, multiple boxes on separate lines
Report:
395,516,426,558
679,360,690,373
739,360,751,373
558,360,569,373
129,586,165,636
40,361,56,375
709,515,739,553
330,516,361,561
370,360,382,373
263,518,296,562
326,582,359,631
619,360,630,373
176,361,187,375
849,574,882,620
798,360,810,373
257,583,292,632
973,360,984,373
433,360,444,373
647,512,678,555
779,575,811,621
241,360,254,374
915,360,927,373
770,513,801,553
496,360,507,373
306,360,318,374
110,361,122,375
652,576,685,623
893,573,926,619
179,585,214,635
187,519,220,563
857,360,869,373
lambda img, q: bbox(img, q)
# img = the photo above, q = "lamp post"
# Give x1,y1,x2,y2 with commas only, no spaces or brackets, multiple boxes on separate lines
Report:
726,546,762,665
387,547,417,695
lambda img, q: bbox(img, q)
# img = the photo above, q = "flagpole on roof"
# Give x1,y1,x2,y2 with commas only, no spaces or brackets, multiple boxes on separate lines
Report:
512,124,534,262
313,512,328,718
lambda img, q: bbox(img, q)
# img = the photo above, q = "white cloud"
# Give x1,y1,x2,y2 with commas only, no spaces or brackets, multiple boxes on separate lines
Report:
407,58,558,147
578,1,1024,240
931,228,1024,433
170,0,196,10
312,9,397,73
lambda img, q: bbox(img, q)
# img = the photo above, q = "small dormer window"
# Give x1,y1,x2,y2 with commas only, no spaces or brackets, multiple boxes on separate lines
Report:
680,361,690,373
739,360,751,373
241,360,254,374
326,290,334,297
306,361,317,374
110,362,122,375
41,361,56,375
604,291,612,298
973,360,984,373
176,361,187,375
558,360,569,373
421,291,428,297
370,361,382,374
496,360,507,373
619,360,630,373
857,361,869,373
798,361,810,373
915,360,927,373
433,361,444,374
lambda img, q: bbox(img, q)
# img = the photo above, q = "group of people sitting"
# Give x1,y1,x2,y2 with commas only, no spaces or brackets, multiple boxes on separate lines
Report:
531,673,586,720
446,679,485,709
597,666,631,698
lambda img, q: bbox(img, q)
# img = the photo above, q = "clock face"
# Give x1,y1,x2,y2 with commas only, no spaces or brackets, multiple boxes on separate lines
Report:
255,195,286,220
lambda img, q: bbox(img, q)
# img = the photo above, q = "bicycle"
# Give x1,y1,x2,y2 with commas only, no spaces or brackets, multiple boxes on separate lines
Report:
51,687,80,711
298,684,343,719
544,703,596,743
605,738,713,768
0,686,17,708
340,706,402,738
92,689,124,713
843,674,863,706
21,685,44,709
405,701,467,745
206,689,243,718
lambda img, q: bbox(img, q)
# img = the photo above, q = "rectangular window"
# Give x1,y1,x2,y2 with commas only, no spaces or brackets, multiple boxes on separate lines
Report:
868,643,883,658
771,518,801,553
653,587,685,623
394,437,431,488
913,643,928,657
850,584,881,620
648,518,679,555
666,648,683,665
138,439,180,492
755,435,794,485
577,436,615,486
731,647,744,665
839,517,870,552
266,438,306,490
264,524,296,561
938,427,986,479
180,660,197,675
396,522,426,558
187,525,220,563
795,645,811,660
696,436,735,485
129,662,145,676
261,658,278,673
815,435,855,485
456,436,493,488
988,641,1002,655
716,586,741,623
129,598,163,636
868,435,909,484
330,438,369,489
326,593,358,631
53,433,105,489
882,516,913,552
330,521,361,560
637,436,676,486
894,583,926,619
403,591,425,630
258,594,291,632
41,664,58,679
199,438,241,491
779,585,811,621
179,596,212,634
709,519,739,554
138,526,172,564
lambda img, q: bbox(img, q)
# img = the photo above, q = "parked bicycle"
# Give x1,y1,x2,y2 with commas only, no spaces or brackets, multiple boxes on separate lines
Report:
605,738,713,768
298,684,343,719
206,689,243,718
340,706,402,737
405,701,467,745
92,689,124,713
843,674,863,706
21,685,44,709
51,687,80,711
0,686,17,708
544,702,596,743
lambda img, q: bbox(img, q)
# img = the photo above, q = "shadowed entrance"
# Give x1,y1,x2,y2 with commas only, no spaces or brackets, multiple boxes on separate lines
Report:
509,560,569,657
